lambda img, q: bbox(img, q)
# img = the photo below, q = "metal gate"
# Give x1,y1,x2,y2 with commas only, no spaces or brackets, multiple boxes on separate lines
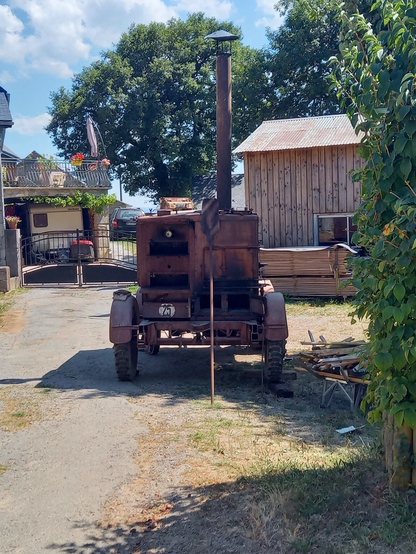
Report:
21,229,137,286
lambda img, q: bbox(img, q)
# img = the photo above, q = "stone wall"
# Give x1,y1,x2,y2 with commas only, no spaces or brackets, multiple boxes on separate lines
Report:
0,229,22,291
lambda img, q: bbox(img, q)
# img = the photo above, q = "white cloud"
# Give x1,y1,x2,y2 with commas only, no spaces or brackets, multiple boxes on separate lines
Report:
0,0,180,77
0,71,15,83
255,0,284,30
0,0,243,80
80,0,178,48
9,113,52,135
174,0,233,20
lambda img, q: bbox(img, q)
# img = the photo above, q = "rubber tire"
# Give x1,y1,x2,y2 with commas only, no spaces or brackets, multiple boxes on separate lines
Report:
114,338,138,381
264,339,286,383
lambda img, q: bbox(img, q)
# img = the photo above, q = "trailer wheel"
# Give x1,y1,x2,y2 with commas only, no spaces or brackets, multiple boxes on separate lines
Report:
264,339,285,383
114,338,138,381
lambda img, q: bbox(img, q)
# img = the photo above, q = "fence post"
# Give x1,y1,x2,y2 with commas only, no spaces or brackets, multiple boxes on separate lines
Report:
76,228,82,287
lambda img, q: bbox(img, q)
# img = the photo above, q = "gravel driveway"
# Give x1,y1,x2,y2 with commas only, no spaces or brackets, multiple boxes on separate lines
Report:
0,287,148,553
1,287,266,554
0,287,366,554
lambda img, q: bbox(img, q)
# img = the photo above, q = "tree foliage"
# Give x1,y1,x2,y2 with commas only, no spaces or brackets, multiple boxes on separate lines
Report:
266,0,342,118
47,14,272,200
266,0,376,118
330,0,416,427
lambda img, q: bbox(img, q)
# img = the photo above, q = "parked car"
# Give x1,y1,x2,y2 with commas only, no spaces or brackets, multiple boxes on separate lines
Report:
110,207,145,238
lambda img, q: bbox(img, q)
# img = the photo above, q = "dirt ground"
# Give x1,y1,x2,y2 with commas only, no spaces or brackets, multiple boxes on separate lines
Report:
0,287,367,554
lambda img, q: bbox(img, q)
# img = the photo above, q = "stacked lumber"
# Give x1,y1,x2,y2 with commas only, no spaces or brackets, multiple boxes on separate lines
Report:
268,276,357,297
259,244,357,297
298,333,368,382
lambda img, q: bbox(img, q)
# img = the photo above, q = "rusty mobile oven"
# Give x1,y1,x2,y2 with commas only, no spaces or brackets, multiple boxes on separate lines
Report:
109,207,289,387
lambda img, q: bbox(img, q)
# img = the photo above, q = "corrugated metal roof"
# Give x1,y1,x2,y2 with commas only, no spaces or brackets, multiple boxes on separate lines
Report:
234,114,362,154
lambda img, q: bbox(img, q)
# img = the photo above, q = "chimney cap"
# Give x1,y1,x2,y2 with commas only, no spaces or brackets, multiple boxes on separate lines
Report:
205,30,239,42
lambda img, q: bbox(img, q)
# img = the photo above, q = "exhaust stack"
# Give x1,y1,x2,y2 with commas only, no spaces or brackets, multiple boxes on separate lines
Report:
206,30,239,211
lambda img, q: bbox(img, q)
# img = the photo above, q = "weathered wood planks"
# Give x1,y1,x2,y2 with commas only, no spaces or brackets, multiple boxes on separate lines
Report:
244,145,363,247
259,245,357,297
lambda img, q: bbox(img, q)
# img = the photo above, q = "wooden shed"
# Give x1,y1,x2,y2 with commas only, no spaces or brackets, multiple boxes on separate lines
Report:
234,114,364,248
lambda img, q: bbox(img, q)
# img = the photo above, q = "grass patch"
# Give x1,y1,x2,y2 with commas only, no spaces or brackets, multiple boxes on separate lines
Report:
284,296,356,317
189,417,234,453
143,386,416,552
0,464,7,475
0,288,26,320
242,444,416,553
0,386,42,431
126,283,139,293
191,398,224,409
11,411,25,418
0,297,12,317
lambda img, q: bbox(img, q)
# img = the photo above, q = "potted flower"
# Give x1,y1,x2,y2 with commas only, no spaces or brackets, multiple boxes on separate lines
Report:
101,157,110,168
5,215,21,229
36,155,58,172
71,153,85,167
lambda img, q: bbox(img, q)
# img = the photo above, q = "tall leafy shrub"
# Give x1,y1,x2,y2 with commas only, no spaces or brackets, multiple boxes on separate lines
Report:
330,0,416,427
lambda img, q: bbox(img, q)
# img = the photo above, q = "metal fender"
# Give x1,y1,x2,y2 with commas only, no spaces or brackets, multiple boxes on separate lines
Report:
109,289,139,344
263,291,289,340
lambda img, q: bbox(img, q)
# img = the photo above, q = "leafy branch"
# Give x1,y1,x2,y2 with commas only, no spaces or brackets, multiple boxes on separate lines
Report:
26,191,117,213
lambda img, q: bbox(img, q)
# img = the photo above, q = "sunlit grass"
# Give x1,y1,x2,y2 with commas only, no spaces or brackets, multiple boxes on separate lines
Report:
0,386,43,431
0,288,26,318
284,296,357,317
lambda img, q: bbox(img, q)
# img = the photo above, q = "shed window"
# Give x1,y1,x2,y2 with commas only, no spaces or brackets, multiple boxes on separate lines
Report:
315,214,356,246
33,213,48,228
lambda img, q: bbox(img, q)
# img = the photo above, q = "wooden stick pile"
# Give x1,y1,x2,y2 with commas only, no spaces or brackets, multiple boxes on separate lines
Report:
297,332,368,380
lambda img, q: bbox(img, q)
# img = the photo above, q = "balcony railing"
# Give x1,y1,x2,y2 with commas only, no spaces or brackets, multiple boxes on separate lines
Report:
1,159,111,189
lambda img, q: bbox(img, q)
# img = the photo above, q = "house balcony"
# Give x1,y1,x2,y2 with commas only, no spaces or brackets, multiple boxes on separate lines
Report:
2,159,111,200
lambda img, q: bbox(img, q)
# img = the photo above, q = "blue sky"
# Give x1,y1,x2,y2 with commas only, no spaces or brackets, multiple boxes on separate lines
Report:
0,0,283,207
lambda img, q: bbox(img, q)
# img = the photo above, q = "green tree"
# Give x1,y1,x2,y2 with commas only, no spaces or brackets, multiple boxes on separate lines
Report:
330,0,416,434
47,14,272,200
266,0,341,118
266,0,376,118
232,46,275,142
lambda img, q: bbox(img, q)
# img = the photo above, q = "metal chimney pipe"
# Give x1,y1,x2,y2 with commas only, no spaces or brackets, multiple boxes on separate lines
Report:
216,52,232,211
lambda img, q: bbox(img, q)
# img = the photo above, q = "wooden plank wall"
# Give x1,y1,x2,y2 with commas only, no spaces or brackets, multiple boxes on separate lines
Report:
245,145,363,247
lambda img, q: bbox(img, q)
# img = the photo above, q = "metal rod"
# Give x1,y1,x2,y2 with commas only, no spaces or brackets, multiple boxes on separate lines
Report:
210,242,215,404
77,228,82,287
91,119,107,158
0,142,6,266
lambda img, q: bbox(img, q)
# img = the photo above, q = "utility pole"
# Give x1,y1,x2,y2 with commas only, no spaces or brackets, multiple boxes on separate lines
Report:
0,87,14,266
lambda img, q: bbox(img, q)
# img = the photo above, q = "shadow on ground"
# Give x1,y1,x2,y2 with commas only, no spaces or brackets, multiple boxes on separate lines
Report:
36,345,266,405
45,453,394,554
35,345,368,447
